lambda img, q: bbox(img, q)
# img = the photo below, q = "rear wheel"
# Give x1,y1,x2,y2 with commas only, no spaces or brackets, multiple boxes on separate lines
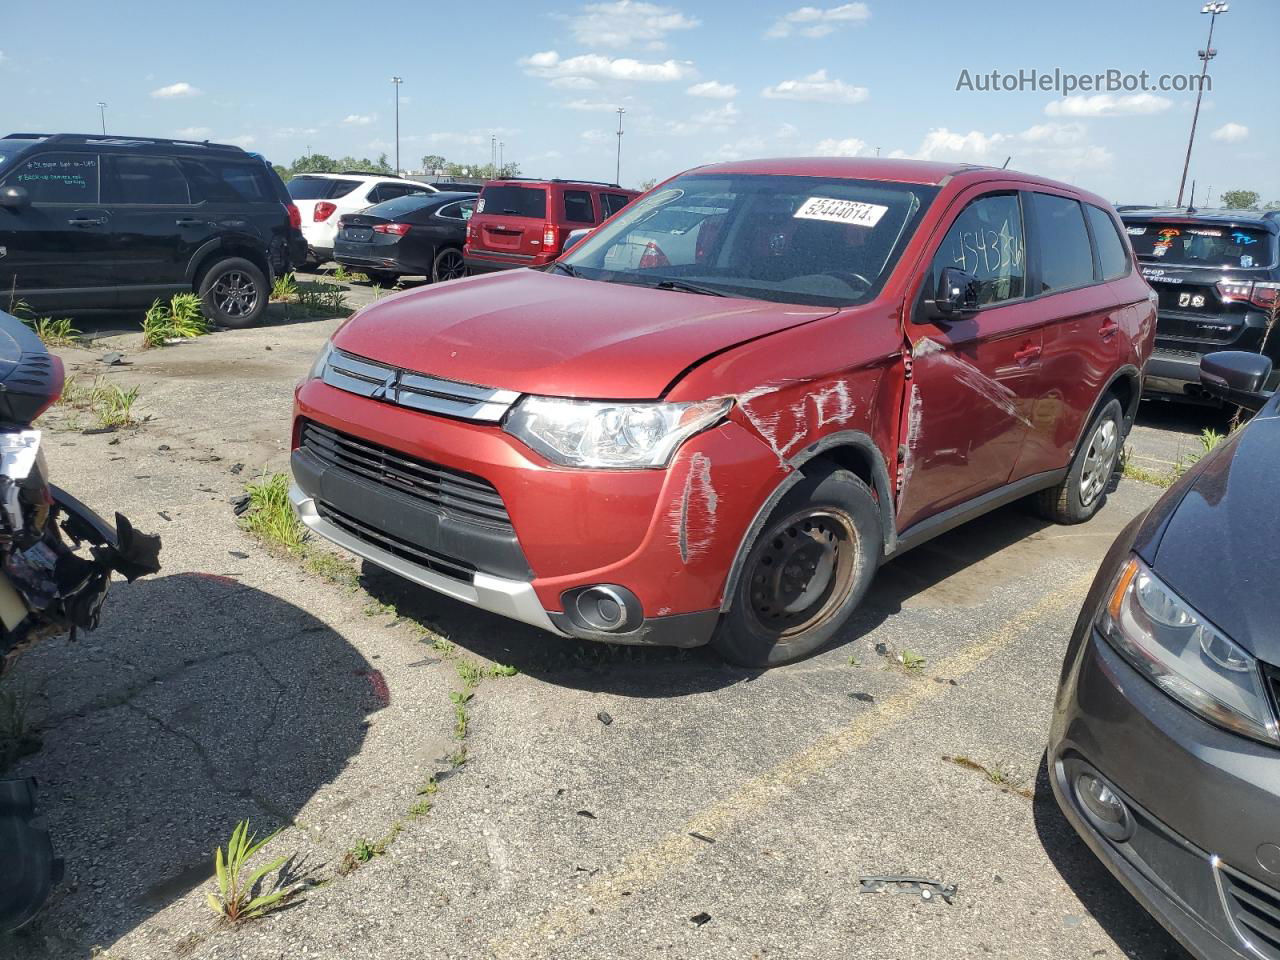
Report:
432,247,467,283
364,269,399,287
712,465,881,667
197,258,267,329
1035,398,1123,524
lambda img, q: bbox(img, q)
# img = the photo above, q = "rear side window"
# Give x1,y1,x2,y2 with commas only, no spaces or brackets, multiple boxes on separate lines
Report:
182,160,272,203
564,190,595,224
1126,221,1272,269
477,185,546,219
9,153,99,203
1085,204,1129,280
600,192,631,217
102,155,190,204
1029,193,1095,293
288,177,359,200
927,193,1025,306
436,200,474,221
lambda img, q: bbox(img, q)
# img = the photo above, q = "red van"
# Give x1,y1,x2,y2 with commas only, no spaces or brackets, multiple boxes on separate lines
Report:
463,178,638,273
291,158,1155,666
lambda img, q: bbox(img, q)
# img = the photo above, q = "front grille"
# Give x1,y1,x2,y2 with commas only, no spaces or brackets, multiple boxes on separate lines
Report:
300,420,512,530
1217,861,1280,959
317,501,477,583
323,348,519,422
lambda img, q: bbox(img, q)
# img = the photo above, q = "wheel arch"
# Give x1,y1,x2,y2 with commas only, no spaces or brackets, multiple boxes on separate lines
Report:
1071,364,1141,459
718,430,896,613
187,240,272,290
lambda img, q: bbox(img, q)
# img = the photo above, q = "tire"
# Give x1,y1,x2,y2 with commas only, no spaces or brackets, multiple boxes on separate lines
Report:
712,465,882,668
364,269,399,287
1035,398,1123,525
197,257,268,329
432,247,467,284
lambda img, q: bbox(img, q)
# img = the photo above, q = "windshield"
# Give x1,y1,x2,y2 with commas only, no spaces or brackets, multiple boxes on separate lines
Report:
0,140,41,174
367,194,438,218
287,176,359,200
561,174,937,307
1126,220,1273,269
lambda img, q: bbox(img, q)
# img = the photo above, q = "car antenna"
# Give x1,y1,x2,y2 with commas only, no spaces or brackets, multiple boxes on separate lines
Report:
1001,156,1011,169
1187,179,1197,214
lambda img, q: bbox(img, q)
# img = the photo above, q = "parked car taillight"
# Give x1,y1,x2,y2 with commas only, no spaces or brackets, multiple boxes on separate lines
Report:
373,223,411,236
314,202,337,222
1218,280,1280,309
285,203,302,230
543,223,560,252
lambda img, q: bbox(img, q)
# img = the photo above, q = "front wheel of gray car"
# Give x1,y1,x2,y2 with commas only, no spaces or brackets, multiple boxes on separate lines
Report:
1036,398,1124,525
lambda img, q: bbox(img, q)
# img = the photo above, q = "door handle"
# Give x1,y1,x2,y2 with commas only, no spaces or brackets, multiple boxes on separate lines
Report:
67,217,105,227
1099,318,1119,339
175,218,206,227
1013,344,1042,363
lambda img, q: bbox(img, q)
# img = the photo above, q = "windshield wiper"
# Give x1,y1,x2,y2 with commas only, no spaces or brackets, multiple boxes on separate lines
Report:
650,278,727,297
548,261,578,277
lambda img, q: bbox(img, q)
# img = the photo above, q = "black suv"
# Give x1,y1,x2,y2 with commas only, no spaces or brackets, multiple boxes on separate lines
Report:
1121,206,1280,399
0,133,307,327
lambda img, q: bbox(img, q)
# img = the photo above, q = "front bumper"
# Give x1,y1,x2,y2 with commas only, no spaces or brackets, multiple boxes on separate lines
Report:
1050,629,1280,959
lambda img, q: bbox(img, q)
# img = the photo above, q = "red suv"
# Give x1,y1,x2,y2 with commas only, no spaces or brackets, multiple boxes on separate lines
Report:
291,158,1154,667
463,178,638,273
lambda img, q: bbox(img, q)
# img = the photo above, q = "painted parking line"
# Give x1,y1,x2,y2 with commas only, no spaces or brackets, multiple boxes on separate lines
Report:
488,570,1094,959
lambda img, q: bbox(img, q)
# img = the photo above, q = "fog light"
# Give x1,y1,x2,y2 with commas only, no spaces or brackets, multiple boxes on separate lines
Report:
569,586,637,633
1075,771,1133,842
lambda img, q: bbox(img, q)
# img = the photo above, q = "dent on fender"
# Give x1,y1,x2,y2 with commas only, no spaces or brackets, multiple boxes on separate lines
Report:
911,337,1031,428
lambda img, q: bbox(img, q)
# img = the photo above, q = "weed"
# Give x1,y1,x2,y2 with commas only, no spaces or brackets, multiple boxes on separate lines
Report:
487,663,518,678
303,550,360,590
331,264,351,283
431,636,456,658
205,820,296,924
371,285,383,301
847,655,861,667
323,289,349,314
449,746,468,768
270,272,299,303
352,839,375,864
7,296,33,319
942,755,1032,798
455,661,483,688
449,690,472,739
240,473,306,553
898,650,925,671
408,797,433,817
95,384,140,428
142,294,209,347
58,376,97,410
0,686,39,773
1120,445,1179,488
417,778,439,797
1200,428,1225,455
26,316,81,347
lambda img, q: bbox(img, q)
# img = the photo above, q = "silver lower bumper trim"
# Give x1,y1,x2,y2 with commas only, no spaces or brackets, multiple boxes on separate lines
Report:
289,485,565,637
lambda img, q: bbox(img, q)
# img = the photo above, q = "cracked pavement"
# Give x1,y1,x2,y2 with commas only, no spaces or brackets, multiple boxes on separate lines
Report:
0,286,1198,959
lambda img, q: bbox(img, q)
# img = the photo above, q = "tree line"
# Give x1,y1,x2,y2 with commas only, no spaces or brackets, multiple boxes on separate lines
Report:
273,152,520,182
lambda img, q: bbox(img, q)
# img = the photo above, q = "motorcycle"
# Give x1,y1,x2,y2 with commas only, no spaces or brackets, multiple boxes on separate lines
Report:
0,309,161,933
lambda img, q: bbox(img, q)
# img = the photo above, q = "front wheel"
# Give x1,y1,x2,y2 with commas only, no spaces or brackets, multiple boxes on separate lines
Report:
712,465,882,667
197,258,267,329
1035,398,1123,524
432,247,467,283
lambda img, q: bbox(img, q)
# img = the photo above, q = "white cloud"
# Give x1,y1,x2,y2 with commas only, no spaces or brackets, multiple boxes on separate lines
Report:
669,101,739,135
550,76,600,89
174,126,212,139
1044,93,1172,117
428,128,519,146
520,50,693,83
151,81,201,99
273,127,319,138
226,135,256,148
814,137,867,156
565,1,699,49
0,51,6,64
776,122,799,140
686,80,738,99
705,135,767,161
1211,121,1249,143
762,69,868,104
902,121,1111,173
766,2,870,38
343,113,376,126
581,129,611,142
565,99,624,111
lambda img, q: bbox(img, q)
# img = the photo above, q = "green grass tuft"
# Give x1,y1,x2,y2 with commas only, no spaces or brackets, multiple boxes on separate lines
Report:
240,473,306,553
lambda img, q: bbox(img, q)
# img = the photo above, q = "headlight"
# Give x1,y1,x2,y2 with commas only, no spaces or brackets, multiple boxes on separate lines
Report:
1097,556,1278,743
504,396,732,468
306,340,335,382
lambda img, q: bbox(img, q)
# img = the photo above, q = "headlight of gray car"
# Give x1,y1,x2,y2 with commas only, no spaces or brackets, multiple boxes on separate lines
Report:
1097,556,1278,743
503,396,732,469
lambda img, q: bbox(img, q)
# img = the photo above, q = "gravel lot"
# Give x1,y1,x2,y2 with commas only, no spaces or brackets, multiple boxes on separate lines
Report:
0,277,1202,959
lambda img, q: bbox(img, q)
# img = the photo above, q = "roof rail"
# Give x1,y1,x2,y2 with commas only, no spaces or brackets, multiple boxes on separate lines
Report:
489,175,623,188
2,132,246,153
332,170,412,179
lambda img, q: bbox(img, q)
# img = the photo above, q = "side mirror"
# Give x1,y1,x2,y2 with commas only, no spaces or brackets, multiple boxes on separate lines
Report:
0,185,29,210
1200,351,1274,411
562,228,592,254
915,267,978,323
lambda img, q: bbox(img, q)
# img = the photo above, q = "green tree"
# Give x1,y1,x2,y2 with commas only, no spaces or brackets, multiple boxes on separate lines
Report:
290,153,339,175
1219,189,1260,210
421,154,447,174
272,163,291,183
1264,200,1280,211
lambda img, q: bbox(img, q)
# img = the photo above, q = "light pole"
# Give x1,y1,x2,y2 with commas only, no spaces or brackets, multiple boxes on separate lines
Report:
1176,2,1227,208
490,135,497,176
97,101,107,135
390,76,403,175
498,141,504,174
615,107,625,185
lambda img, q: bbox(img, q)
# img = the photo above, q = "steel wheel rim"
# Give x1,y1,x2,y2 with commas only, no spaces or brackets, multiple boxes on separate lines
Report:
437,251,465,281
746,508,858,636
1079,418,1118,506
212,270,258,317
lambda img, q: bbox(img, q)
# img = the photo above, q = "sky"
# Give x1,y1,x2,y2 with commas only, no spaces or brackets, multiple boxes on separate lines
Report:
2,0,1277,205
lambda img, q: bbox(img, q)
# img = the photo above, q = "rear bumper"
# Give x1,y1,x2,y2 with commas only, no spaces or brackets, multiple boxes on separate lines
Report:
1144,348,1204,396
463,250,546,273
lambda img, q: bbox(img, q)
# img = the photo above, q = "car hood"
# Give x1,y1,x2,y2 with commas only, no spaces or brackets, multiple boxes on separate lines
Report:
331,269,835,399
1148,399,1280,660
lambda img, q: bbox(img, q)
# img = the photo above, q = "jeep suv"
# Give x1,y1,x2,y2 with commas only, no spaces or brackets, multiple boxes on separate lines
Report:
1121,207,1280,399
0,133,305,327
463,178,637,273
292,158,1153,667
